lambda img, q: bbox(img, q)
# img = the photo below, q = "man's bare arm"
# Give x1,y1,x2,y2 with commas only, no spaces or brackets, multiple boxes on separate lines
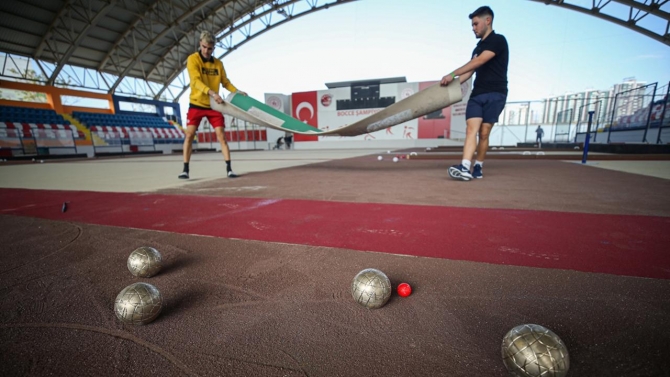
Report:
441,50,496,86
459,70,474,83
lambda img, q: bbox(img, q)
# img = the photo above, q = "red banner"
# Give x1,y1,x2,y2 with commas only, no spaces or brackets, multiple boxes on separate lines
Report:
291,91,318,142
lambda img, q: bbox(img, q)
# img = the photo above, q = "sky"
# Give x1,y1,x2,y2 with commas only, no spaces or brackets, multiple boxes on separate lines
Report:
177,0,670,116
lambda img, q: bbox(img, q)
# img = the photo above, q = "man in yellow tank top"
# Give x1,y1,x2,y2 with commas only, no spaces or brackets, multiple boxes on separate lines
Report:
179,31,247,179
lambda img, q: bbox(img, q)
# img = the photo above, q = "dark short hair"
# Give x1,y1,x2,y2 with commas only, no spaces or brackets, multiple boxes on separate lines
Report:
469,6,494,20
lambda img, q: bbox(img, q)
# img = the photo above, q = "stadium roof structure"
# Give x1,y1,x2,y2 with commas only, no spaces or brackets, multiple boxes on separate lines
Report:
325,77,407,89
0,0,355,101
0,0,668,102
530,0,670,48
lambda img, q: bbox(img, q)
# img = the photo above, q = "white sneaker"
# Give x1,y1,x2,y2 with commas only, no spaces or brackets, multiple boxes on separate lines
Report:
447,164,473,181
227,171,238,178
178,172,189,179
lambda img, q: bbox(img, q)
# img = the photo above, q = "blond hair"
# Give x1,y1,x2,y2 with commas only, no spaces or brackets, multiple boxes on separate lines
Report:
200,31,215,44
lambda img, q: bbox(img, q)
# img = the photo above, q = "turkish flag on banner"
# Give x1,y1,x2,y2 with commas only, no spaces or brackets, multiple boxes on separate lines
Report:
291,91,318,142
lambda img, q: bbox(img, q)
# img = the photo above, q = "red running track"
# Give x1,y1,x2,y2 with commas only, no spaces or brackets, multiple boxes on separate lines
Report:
1,188,668,279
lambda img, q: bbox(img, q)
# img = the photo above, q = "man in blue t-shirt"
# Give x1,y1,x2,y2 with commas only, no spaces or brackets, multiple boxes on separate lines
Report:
440,6,509,181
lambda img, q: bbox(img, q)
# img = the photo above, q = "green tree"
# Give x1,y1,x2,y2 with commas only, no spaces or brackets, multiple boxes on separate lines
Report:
2,67,73,103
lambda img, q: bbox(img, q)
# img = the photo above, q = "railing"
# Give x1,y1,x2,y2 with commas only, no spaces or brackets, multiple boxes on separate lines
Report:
91,130,155,155
0,128,77,156
194,118,266,151
483,81,670,146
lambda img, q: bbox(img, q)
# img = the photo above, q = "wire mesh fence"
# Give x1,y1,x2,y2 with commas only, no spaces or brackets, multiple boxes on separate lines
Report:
485,81,669,146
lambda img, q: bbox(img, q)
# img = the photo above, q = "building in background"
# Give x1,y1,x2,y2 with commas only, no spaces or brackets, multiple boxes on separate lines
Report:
263,76,666,147
265,77,471,147
541,78,646,126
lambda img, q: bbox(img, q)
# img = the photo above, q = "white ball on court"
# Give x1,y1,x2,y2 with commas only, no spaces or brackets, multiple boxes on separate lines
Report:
387,150,391,154
40,160,44,163
426,147,432,151
522,151,531,156
377,156,383,161
393,157,399,163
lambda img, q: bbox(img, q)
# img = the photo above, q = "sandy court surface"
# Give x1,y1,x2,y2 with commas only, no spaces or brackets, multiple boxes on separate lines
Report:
1,148,669,376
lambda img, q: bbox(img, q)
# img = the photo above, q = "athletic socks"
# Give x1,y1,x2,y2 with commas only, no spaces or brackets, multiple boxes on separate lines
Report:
474,160,483,167
462,159,471,170
184,161,233,174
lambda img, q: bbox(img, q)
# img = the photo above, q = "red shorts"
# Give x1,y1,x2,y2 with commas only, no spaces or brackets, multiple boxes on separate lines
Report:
187,107,225,128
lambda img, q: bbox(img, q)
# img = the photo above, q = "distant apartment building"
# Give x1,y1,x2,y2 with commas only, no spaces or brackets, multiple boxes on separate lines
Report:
502,102,541,126
540,78,646,126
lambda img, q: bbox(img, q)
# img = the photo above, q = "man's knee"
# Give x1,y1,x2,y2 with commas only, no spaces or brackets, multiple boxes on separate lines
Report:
216,132,227,145
466,123,481,135
478,124,493,140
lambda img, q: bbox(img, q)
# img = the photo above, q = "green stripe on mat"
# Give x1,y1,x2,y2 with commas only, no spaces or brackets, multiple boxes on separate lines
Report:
229,93,323,133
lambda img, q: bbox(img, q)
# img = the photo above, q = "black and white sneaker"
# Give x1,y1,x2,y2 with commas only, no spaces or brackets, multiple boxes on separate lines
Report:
448,164,473,181
227,171,239,178
472,164,483,179
178,172,189,179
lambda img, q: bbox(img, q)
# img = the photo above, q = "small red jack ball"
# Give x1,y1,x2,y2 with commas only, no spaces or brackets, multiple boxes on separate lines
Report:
397,283,412,297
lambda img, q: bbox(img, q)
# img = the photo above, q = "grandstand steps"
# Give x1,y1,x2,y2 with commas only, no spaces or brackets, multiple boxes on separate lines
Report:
170,120,186,132
61,114,102,146
169,120,191,145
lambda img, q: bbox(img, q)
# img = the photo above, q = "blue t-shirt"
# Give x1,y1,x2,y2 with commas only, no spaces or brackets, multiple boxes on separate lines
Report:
471,31,509,97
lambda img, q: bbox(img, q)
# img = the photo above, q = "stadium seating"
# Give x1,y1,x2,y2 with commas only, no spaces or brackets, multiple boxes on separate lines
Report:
0,105,84,139
1,105,185,148
72,111,184,144
0,105,69,124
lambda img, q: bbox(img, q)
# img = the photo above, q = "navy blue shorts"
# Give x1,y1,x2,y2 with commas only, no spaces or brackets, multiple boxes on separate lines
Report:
465,92,507,124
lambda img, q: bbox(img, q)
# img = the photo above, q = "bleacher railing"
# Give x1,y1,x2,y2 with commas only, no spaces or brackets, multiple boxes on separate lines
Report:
0,128,77,156
194,119,265,151
91,130,155,155
0,129,25,153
